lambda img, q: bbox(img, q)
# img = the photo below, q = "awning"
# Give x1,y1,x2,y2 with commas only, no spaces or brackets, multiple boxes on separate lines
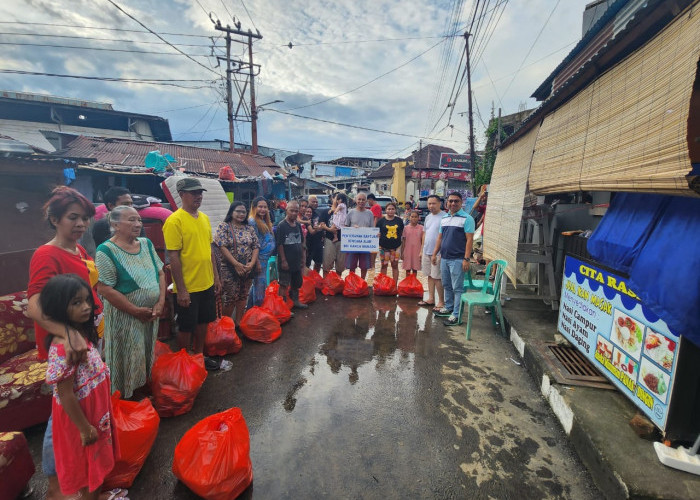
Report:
483,125,540,285
529,6,700,196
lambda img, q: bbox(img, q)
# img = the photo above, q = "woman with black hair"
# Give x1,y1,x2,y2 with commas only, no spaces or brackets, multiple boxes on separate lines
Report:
213,201,259,324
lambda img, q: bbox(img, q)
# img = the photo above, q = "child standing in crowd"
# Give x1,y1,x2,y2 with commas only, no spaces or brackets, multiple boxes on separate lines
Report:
402,210,424,275
376,202,404,281
329,193,348,242
41,274,118,500
276,200,308,309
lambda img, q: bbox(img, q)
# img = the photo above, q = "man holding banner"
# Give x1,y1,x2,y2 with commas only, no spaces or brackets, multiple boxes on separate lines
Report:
343,192,375,279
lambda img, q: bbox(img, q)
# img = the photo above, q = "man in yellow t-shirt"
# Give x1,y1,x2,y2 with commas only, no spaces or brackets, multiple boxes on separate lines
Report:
163,177,221,366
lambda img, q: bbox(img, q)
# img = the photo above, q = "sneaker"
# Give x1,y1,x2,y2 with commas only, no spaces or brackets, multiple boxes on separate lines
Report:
204,356,220,371
434,307,451,317
443,315,459,326
293,302,309,310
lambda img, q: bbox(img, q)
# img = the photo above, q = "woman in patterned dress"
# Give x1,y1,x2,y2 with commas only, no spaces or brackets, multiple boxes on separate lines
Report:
95,206,166,399
247,197,275,307
214,201,259,323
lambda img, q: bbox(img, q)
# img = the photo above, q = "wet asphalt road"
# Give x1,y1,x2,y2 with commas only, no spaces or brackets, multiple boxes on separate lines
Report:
25,293,599,499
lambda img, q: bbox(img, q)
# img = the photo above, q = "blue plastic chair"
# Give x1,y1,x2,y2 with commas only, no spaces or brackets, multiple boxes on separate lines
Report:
266,256,278,285
457,260,507,340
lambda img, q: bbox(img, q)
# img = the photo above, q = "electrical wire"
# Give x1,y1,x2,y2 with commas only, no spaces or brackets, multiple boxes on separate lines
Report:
0,68,216,88
501,0,561,100
0,41,215,57
238,0,259,33
0,20,212,38
282,38,446,112
104,0,221,76
0,31,214,47
267,108,468,144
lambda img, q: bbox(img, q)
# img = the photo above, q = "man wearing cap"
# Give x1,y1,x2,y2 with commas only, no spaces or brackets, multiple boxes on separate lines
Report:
163,178,221,369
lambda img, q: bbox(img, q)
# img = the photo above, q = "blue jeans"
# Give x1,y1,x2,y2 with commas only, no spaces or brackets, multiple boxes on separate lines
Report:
441,258,465,317
42,413,56,475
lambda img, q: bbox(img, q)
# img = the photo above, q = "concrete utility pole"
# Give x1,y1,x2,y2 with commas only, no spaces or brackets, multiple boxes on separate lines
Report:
464,31,477,194
214,20,262,153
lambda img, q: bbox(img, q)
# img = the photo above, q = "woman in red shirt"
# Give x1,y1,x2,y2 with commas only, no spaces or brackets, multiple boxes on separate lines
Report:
26,186,112,500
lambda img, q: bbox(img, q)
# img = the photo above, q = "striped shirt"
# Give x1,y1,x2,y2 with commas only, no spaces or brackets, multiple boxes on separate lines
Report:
439,208,475,259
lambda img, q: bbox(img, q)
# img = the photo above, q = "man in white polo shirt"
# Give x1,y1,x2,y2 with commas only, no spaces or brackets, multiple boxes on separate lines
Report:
419,195,446,311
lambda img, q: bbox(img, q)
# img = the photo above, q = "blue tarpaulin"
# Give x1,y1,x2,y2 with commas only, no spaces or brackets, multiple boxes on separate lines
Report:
587,192,700,346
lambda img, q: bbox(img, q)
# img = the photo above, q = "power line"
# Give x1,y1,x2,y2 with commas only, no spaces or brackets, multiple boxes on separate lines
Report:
238,0,259,33
0,20,212,38
0,68,216,88
283,38,446,112
501,0,561,100
267,108,468,144
0,31,214,47
283,34,456,47
0,41,215,57
104,0,221,76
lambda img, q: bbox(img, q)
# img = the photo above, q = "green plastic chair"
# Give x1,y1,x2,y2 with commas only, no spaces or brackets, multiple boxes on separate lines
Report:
457,260,507,340
266,256,278,285
464,267,493,293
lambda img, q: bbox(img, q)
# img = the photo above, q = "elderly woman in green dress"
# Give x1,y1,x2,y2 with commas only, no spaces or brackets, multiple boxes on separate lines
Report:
95,205,166,399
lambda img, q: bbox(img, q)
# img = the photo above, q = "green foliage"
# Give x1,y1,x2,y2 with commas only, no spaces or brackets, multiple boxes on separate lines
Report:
474,119,507,190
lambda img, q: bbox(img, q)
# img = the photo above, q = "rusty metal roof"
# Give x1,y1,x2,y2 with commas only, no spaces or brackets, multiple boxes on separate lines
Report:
53,135,284,178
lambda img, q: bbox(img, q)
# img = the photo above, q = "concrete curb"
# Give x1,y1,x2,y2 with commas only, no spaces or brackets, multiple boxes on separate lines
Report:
504,317,630,500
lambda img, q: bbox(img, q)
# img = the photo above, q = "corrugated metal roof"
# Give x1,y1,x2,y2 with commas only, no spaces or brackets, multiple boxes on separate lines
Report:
53,135,284,178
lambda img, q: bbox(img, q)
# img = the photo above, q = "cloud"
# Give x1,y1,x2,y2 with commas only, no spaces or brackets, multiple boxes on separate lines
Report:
0,0,591,160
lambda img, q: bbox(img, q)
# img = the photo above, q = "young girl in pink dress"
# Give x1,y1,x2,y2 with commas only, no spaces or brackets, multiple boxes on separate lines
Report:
402,210,424,275
42,274,119,500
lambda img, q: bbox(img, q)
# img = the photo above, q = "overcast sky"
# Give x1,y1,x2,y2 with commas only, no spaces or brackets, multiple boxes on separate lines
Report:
1,0,593,161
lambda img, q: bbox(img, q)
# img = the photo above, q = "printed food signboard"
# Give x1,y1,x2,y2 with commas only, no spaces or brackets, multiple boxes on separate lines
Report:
558,256,679,429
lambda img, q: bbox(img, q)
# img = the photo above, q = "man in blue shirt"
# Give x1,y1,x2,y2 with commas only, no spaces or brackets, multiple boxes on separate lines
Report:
431,191,475,326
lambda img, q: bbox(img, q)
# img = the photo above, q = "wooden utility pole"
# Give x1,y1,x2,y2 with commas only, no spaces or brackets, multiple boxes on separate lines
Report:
224,30,234,152
214,20,262,153
464,32,477,194
248,33,259,153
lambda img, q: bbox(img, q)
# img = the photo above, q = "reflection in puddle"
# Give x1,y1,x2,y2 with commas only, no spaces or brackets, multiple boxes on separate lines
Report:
280,297,435,413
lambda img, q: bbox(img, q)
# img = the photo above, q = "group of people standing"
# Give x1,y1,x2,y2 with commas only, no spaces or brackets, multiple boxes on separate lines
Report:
24,179,475,499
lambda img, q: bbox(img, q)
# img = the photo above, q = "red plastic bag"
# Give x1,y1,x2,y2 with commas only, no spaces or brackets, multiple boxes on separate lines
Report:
239,306,282,343
150,349,207,417
322,271,344,295
398,274,425,298
154,340,172,364
104,391,160,489
373,273,398,296
306,269,324,290
343,273,369,298
261,289,292,324
205,316,242,356
218,165,235,181
173,407,253,500
299,276,317,304
266,281,293,310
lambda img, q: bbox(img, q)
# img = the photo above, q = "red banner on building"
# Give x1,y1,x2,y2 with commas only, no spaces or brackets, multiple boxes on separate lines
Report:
411,170,470,181
439,153,471,170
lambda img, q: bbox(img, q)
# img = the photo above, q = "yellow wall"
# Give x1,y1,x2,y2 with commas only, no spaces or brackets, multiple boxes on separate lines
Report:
391,161,407,203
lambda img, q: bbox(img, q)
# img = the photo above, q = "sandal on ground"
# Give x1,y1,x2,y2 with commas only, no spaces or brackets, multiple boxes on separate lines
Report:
417,301,435,307
433,307,451,317
104,489,129,500
433,305,445,313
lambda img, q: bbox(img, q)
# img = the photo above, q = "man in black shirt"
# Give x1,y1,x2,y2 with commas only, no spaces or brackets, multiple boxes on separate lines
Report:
276,200,308,309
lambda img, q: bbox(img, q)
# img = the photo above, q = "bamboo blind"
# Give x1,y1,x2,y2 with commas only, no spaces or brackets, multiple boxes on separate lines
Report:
529,5,700,195
484,126,540,285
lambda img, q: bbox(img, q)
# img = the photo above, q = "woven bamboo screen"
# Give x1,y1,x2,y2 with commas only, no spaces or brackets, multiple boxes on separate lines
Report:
530,6,700,195
483,126,540,285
